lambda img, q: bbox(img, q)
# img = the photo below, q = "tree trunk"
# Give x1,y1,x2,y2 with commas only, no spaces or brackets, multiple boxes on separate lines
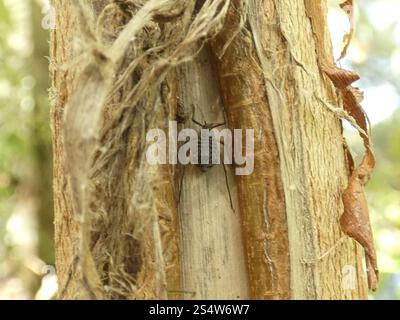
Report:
50,0,370,300
31,0,55,267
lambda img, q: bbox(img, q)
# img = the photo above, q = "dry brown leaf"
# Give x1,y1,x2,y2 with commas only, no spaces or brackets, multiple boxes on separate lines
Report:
341,163,378,291
304,0,378,292
323,65,360,89
323,64,378,291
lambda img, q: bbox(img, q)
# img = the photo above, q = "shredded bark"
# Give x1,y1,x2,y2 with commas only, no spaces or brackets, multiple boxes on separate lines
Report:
57,0,237,299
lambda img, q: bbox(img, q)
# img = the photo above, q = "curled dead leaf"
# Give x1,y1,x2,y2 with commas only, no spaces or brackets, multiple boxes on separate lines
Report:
349,86,364,104
323,64,378,291
323,65,360,89
324,66,372,159
341,164,378,291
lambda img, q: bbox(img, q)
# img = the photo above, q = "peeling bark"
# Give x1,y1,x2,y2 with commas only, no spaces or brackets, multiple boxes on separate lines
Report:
51,0,374,300
210,2,290,299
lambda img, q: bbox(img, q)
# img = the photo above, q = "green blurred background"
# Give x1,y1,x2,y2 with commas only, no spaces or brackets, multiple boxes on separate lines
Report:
0,0,399,299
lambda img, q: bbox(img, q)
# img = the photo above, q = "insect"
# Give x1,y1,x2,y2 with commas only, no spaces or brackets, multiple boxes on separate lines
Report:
177,114,235,212
191,118,225,171
192,117,235,212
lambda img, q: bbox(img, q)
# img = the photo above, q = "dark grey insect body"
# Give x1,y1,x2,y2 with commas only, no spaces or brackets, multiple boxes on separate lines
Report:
178,117,235,212
192,119,225,172
197,132,219,171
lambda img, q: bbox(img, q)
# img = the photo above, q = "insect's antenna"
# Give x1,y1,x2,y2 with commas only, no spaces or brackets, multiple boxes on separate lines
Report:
192,118,204,128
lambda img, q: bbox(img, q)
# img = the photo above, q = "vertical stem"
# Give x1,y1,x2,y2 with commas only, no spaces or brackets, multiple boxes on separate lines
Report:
210,1,291,300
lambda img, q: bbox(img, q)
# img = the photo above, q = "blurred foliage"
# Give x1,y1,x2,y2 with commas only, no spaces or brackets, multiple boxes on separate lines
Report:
0,1,33,242
367,110,400,299
0,0,55,299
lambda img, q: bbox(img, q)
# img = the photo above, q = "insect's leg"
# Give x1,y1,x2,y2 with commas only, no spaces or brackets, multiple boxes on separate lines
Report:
177,165,186,206
192,102,207,127
192,118,204,128
216,139,234,212
59,255,80,299
210,122,226,129
167,290,196,297
222,162,235,213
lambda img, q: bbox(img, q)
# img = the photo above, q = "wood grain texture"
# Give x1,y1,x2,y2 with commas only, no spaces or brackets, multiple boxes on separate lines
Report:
248,0,367,299
177,49,249,300
50,0,81,299
210,1,291,300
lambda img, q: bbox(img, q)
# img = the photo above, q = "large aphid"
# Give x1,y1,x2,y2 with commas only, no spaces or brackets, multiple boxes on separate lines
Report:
192,118,225,172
